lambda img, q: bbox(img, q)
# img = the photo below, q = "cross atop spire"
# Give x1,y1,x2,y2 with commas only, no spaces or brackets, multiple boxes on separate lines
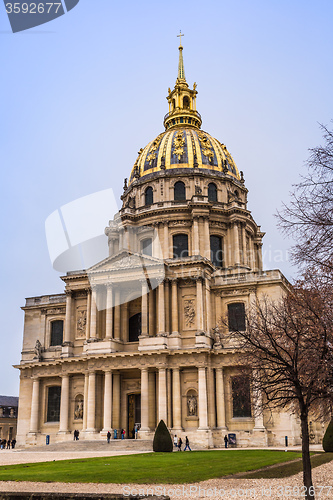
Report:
177,31,186,81
177,30,184,47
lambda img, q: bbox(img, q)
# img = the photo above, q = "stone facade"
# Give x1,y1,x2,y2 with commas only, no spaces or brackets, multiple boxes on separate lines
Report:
15,43,326,449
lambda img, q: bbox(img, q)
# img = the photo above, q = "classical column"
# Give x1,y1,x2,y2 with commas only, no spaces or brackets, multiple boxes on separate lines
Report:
105,285,113,340
141,368,149,431
148,371,156,429
90,287,97,340
141,281,148,337
250,238,256,271
86,290,91,341
158,281,165,336
171,279,179,335
192,217,200,255
121,302,129,342
165,281,170,336
83,372,89,431
158,368,167,423
205,279,211,335
86,371,96,432
203,217,210,259
215,368,226,429
64,291,72,343
198,367,208,429
112,372,121,431
257,243,263,272
172,368,182,430
196,279,204,333
102,370,113,432
114,291,121,341
163,223,169,259
233,222,240,266
119,230,123,251
207,366,216,428
242,224,247,266
59,375,70,433
29,377,40,433
148,290,155,337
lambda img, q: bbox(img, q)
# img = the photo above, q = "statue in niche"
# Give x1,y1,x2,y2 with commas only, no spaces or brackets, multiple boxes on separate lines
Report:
34,339,42,361
74,400,83,420
195,185,202,195
187,394,197,416
213,325,223,348
77,310,87,337
184,299,195,328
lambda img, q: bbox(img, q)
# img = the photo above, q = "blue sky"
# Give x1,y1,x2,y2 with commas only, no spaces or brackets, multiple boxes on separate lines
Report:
1,0,333,396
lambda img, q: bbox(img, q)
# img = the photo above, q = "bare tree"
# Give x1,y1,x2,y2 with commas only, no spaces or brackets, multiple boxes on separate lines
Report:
224,282,333,500
277,122,333,278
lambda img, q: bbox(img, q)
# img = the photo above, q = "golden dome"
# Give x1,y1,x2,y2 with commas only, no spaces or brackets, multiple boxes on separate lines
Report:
129,39,240,184
129,128,240,184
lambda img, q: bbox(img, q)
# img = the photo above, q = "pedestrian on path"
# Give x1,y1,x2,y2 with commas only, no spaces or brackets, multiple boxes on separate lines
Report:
177,436,182,451
173,434,178,448
184,436,191,451
224,435,228,448
107,431,111,443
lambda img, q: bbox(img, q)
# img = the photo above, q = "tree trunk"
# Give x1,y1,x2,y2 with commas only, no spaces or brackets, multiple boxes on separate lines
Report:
300,411,314,500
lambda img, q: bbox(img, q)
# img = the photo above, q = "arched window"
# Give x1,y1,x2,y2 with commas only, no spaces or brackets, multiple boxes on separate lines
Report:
129,313,141,342
210,235,223,267
173,234,188,258
228,303,246,332
172,98,176,110
208,183,217,202
232,376,251,418
141,238,152,256
50,320,63,346
174,181,186,201
47,386,61,422
183,96,190,109
145,186,153,206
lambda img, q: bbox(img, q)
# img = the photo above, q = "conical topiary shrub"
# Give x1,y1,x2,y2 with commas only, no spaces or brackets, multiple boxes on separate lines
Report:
153,419,173,452
323,418,333,452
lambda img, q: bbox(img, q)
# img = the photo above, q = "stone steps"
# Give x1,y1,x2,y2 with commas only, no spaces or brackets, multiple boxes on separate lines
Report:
21,439,153,453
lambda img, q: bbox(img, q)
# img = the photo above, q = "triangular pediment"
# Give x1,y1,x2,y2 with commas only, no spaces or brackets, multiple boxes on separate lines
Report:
88,250,164,274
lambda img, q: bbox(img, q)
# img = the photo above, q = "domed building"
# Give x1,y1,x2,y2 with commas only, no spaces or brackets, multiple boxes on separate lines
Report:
16,41,316,448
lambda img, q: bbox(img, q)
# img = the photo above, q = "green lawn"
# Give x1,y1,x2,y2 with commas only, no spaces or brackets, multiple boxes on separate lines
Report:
0,450,306,484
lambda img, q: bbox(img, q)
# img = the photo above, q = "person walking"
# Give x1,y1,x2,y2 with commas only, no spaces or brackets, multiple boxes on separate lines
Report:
107,431,111,443
6,440,11,449
11,439,16,449
177,436,182,451
173,434,178,448
184,436,191,451
121,428,125,440
224,435,228,448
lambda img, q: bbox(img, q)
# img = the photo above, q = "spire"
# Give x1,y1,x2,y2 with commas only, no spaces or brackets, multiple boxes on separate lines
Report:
177,31,186,81
164,35,202,131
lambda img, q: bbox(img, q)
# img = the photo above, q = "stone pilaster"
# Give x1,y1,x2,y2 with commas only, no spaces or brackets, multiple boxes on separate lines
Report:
158,368,167,423
163,223,169,259
105,285,113,340
140,368,149,432
141,281,148,337
233,222,240,266
203,217,210,259
121,301,129,342
148,290,155,336
29,377,40,434
158,282,165,336
114,291,121,341
192,217,200,255
172,368,182,431
59,375,70,434
90,287,97,340
215,368,227,429
112,372,121,431
198,367,208,429
102,370,113,433
85,290,91,341
86,371,96,433
171,279,179,335
82,371,89,431
196,278,204,333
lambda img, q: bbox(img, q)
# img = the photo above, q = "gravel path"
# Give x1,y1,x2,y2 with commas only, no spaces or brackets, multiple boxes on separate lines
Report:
0,449,331,499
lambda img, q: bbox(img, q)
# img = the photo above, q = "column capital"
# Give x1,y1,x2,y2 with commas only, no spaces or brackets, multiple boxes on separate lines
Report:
65,290,73,297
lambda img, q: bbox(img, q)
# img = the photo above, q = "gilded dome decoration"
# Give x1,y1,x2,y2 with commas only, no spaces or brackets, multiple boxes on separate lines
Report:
129,39,240,184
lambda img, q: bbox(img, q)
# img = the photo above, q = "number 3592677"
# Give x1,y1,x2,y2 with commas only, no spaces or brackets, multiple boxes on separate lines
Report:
6,3,62,14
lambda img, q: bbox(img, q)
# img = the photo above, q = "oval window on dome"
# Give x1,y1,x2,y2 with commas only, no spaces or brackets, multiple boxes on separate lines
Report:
145,187,153,206
174,181,186,201
208,183,217,202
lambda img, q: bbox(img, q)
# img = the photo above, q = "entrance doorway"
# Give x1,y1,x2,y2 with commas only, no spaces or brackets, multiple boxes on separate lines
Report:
128,393,141,438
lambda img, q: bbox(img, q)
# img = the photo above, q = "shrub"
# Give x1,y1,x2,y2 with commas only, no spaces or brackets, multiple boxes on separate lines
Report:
323,418,333,452
153,419,173,452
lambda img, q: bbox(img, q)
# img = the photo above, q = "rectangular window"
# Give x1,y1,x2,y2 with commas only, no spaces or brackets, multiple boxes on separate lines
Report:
47,386,61,422
50,320,63,346
232,376,251,418
210,235,223,267
141,238,152,256
228,303,246,332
